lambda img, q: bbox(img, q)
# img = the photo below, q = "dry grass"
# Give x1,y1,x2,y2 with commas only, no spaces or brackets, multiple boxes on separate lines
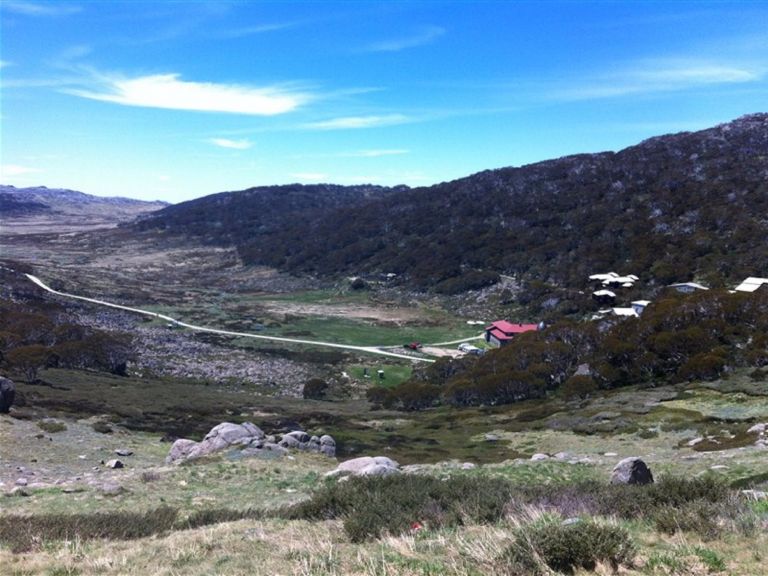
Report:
3,512,764,576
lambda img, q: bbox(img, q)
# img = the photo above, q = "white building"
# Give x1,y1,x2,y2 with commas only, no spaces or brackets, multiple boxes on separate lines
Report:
733,277,768,293
667,282,709,294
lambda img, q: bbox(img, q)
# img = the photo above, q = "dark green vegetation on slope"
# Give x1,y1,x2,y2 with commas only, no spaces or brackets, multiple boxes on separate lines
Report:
380,289,768,410
134,114,768,299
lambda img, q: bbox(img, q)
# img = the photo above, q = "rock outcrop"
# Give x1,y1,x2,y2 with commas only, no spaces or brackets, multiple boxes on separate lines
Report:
325,456,400,478
610,457,654,485
166,422,335,464
0,377,16,413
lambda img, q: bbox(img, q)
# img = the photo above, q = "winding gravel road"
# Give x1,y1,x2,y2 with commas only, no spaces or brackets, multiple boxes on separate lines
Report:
26,274,436,363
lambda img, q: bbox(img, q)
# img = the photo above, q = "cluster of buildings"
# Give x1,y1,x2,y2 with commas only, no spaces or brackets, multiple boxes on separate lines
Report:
476,275,767,350
590,274,768,319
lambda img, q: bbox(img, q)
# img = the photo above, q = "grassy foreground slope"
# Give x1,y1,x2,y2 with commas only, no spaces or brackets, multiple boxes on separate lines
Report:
3,365,768,575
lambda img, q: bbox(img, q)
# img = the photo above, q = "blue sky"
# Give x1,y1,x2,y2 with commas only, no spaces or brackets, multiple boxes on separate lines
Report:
2,1,767,202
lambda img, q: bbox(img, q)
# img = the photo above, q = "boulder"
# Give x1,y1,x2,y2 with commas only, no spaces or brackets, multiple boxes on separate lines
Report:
325,456,400,477
104,459,124,469
278,435,301,449
319,435,336,457
747,423,766,435
115,448,134,457
166,422,265,463
610,457,654,485
530,453,550,461
166,438,198,464
285,430,310,443
0,377,15,413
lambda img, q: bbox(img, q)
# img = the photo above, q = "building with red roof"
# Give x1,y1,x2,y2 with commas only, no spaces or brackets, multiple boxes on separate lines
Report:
484,320,539,347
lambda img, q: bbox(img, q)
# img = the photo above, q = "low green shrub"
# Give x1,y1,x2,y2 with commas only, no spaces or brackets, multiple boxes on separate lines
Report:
91,420,113,434
183,507,263,529
0,507,178,552
653,502,723,540
286,474,515,542
500,517,636,575
37,419,67,433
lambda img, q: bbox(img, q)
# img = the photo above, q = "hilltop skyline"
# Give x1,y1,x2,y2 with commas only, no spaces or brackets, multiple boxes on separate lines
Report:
2,0,768,202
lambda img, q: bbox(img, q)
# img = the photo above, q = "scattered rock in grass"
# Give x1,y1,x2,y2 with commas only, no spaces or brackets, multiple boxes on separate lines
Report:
484,433,500,442
531,453,550,461
115,448,133,457
14,477,28,486
747,423,766,435
604,452,618,457
100,482,125,495
325,456,400,478
610,457,654,485
7,487,29,497
104,459,124,469
554,451,573,460
61,487,84,494
0,376,16,413
461,462,476,470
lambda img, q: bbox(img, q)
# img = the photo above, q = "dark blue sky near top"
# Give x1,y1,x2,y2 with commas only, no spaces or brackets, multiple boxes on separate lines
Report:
2,1,767,201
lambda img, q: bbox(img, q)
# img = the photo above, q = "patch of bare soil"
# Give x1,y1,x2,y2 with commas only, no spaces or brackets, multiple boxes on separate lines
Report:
420,346,464,358
260,301,423,325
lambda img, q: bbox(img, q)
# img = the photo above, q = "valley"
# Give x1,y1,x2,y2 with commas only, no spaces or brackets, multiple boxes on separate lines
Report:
2,117,768,574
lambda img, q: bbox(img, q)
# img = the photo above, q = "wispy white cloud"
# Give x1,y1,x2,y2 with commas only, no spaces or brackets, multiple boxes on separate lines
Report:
2,1,81,16
1,164,41,177
0,60,11,69
209,137,253,150
213,22,296,39
366,25,445,52
304,114,410,130
65,73,312,115
556,59,762,100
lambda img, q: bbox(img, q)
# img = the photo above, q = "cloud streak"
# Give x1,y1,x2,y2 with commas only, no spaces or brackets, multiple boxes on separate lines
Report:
2,1,81,16
1,164,41,177
366,26,445,52
304,114,410,130
555,59,762,100
66,73,312,116
209,138,253,150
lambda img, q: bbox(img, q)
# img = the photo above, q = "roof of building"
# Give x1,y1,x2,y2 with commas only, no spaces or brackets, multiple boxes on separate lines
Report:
612,307,639,317
734,277,768,292
668,282,709,290
632,300,652,306
593,289,616,297
485,320,539,335
589,272,619,281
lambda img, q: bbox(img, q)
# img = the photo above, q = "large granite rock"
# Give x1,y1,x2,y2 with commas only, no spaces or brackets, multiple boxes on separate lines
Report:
610,457,654,485
166,422,264,464
325,456,400,478
0,377,16,413
166,422,335,463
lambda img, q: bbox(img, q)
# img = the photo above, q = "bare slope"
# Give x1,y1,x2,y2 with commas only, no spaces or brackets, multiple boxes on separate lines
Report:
0,186,168,234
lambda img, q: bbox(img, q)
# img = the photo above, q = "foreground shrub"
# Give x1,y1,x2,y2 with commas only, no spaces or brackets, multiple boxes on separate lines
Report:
0,507,178,552
286,474,514,542
500,516,636,575
37,419,67,433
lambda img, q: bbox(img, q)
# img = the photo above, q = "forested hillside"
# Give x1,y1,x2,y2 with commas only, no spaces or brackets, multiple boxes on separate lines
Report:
134,114,768,293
